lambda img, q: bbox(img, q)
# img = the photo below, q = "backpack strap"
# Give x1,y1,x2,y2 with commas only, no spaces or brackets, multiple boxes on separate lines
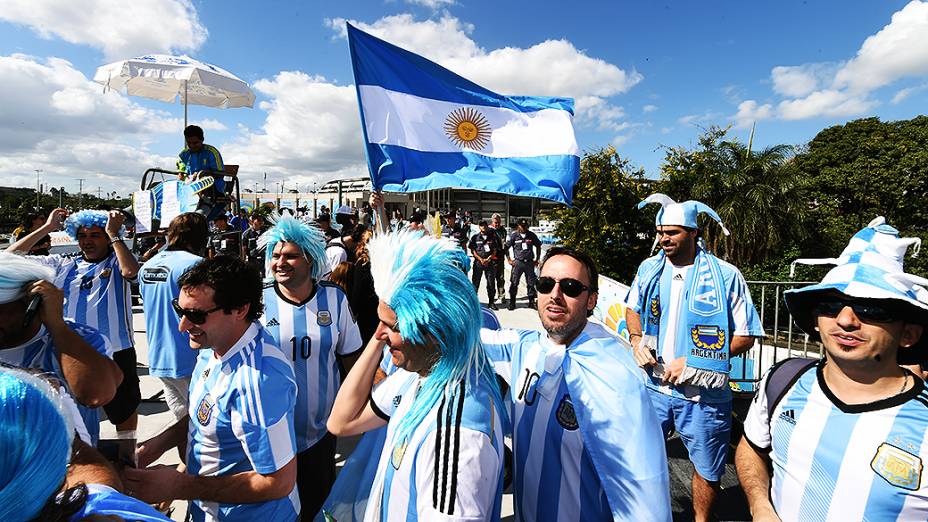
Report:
764,357,818,422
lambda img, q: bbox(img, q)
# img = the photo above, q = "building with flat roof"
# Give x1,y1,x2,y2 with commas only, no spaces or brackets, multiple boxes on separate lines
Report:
239,177,561,227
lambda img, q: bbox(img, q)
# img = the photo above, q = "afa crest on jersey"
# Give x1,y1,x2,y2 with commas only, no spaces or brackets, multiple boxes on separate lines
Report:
871,442,923,491
556,394,579,431
391,437,409,470
197,393,215,426
317,310,332,327
649,297,661,323
691,325,726,351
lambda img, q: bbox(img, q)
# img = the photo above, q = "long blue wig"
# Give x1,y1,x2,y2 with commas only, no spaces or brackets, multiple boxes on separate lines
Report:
368,230,504,443
64,210,124,239
0,253,56,304
256,213,328,281
0,367,74,521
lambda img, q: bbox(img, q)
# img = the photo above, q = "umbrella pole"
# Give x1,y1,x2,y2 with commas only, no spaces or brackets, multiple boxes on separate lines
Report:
184,80,188,130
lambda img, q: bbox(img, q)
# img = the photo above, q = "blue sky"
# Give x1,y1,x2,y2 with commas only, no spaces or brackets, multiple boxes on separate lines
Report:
1,0,927,196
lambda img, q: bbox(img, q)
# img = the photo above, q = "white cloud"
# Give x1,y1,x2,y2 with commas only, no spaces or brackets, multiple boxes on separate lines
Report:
406,0,455,8
739,1,928,122
0,54,186,193
834,0,928,93
612,135,632,147
643,104,658,113
677,112,724,126
328,14,642,124
0,0,207,60
732,100,774,129
892,84,928,103
221,72,366,184
776,90,876,120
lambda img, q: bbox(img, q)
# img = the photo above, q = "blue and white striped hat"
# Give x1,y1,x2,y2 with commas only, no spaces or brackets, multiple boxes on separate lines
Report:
785,217,928,341
637,193,730,235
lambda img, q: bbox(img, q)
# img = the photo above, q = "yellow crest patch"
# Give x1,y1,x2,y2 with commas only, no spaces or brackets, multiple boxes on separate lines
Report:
649,297,661,319
100,268,112,279
871,442,923,491
196,393,214,426
391,437,408,470
691,325,726,351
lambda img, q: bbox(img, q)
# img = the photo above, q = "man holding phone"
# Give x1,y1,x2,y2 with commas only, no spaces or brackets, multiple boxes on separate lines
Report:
8,208,141,441
0,253,122,445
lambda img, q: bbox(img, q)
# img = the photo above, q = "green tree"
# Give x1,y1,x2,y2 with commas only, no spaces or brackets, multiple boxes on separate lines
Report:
656,126,808,270
794,116,928,276
549,147,654,283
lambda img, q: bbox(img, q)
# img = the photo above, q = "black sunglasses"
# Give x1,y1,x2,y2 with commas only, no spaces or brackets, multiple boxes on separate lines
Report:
536,277,590,298
812,299,899,324
172,298,223,325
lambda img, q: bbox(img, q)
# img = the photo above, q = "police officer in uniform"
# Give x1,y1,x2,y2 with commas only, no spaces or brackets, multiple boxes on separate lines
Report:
490,213,507,305
441,211,468,250
505,218,541,310
208,214,241,258
241,213,267,275
468,220,503,310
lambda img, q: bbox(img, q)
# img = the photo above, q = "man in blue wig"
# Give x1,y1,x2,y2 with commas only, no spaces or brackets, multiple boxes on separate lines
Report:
481,245,671,521
327,230,507,521
8,207,140,439
737,217,928,522
257,213,363,519
624,193,763,522
0,367,171,521
0,252,122,445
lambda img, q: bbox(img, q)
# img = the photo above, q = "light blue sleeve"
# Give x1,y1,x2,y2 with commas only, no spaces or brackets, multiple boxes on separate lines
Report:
623,264,646,313
726,268,764,337
236,354,297,474
479,328,521,387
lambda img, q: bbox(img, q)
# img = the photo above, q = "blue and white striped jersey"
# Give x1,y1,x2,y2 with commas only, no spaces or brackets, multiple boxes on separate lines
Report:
185,322,300,522
743,361,928,521
261,281,363,452
481,322,671,522
625,255,762,403
0,320,113,445
139,250,203,378
33,252,135,351
366,370,506,522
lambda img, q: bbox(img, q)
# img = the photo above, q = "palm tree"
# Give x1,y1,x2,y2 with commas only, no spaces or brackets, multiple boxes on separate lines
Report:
703,130,807,267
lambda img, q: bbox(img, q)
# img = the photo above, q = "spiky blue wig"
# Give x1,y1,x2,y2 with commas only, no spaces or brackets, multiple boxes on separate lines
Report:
0,367,74,521
256,212,328,281
64,210,123,240
368,230,504,442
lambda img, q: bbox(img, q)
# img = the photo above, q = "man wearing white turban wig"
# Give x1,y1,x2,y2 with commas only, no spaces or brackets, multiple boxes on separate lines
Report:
0,252,122,444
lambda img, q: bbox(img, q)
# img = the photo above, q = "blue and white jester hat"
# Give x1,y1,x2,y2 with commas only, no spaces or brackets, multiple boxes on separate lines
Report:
256,212,328,281
637,193,730,235
64,210,123,240
368,230,499,442
785,217,928,343
0,253,55,304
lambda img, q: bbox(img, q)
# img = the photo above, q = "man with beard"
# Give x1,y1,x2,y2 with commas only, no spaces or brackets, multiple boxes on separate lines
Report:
625,194,763,522
481,246,671,521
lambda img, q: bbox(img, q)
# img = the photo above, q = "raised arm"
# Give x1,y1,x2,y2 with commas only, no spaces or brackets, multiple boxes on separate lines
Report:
8,208,66,254
106,211,140,278
32,281,123,407
327,335,389,436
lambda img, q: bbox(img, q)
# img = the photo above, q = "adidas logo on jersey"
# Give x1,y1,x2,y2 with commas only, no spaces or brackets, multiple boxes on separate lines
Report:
673,273,684,281
778,409,797,425
266,318,280,327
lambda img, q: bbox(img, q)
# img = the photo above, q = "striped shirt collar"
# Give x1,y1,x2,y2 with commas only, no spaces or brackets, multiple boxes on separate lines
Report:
216,321,260,364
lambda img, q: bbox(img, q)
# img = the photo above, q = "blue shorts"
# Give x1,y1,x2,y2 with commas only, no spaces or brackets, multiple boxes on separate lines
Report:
648,389,731,482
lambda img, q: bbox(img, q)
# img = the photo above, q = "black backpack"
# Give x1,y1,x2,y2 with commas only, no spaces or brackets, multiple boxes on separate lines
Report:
762,357,818,421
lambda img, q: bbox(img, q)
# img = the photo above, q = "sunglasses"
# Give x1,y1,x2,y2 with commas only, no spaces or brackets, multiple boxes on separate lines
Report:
812,299,899,324
536,277,590,298
172,298,223,325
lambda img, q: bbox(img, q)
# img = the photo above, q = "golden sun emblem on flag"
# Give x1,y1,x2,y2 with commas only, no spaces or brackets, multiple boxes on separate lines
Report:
444,107,491,150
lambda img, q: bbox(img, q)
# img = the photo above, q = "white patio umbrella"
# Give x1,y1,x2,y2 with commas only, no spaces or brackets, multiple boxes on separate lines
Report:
93,54,256,128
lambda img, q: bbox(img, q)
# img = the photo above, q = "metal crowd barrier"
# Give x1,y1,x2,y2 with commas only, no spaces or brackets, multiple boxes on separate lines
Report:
728,280,822,392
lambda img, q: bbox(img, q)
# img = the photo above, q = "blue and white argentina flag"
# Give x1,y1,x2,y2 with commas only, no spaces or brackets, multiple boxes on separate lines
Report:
347,23,581,205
